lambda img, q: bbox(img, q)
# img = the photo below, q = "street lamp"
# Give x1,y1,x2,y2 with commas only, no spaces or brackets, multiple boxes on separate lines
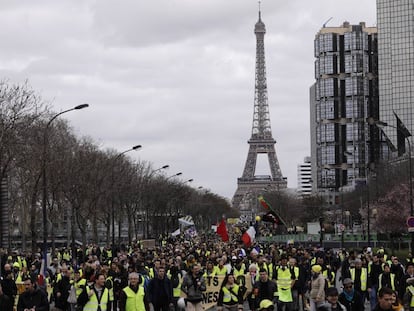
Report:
42,104,89,274
372,119,413,251
183,179,193,184
167,172,182,180
111,145,142,249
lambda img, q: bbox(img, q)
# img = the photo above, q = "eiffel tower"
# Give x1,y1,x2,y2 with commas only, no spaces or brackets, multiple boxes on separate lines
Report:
232,9,287,212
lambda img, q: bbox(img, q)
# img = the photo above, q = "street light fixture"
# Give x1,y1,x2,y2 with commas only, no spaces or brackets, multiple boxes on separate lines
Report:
167,172,182,180
184,179,194,184
42,104,89,274
111,145,142,249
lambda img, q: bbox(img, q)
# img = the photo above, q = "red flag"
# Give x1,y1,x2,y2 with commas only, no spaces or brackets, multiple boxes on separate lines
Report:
216,219,229,242
258,195,271,210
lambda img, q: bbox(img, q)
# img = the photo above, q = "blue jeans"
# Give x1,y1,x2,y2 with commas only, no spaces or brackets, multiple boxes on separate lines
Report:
370,285,377,311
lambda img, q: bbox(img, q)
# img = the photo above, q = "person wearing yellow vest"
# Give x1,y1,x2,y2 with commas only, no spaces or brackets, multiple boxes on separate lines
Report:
377,264,396,293
215,259,228,276
203,261,217,278
77,273,112,311
274,256,295,311
74,270,87,299
232,259,246,282
168,264,184,309
403,277,414,310
288,257,301,311
119,272,149,311
348,259,368,301
217,273,243,311
52,265,72,311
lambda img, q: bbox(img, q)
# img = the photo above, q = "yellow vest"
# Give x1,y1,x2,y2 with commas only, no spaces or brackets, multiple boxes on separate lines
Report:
233,267,245,279
276,268,293,303
106,277,114,300
63,252,71,262
123,286,146,311
215,266,228,276
268,264,273,279
378,273,396,291
173,274,183,298
222,285,239,304
83,287,110,311
75,279,87,297
203,270,217,278
350,268,368,291
407,285,414,307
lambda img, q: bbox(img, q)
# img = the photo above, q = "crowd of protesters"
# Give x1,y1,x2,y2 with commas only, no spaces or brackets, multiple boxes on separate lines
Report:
1,233,414,311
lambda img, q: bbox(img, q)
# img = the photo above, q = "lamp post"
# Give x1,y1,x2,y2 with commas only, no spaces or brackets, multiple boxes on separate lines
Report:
183,179,193,184
167,172,182,180
371,119,413,251
42,104,88,274
111,145,141,249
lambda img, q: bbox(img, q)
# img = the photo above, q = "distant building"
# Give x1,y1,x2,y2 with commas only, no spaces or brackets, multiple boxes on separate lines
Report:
297,157,312,196
377,0,414,155
311,22,380,201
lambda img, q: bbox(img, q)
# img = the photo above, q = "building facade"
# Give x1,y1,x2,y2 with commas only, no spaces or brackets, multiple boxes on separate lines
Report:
377,0,414,154
311,22,380,200
297,157,312,196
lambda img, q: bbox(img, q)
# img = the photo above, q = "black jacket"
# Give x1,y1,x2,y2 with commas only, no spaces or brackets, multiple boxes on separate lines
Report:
147,277,173,305
0,293,14,311
338,290,364,311
1,277,18,300
17,287,49,311
53,275,71,309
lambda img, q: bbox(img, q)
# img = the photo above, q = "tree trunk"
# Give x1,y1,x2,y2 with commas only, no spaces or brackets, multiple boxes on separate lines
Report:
106,214,110,245
30,192,38,253
92,214,98,244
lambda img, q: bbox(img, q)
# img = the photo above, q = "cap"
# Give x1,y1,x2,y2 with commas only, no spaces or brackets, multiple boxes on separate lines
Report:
366,247,372,253
343,278,353,285
258,299,274,310
312,265,322,273
232,256,237,260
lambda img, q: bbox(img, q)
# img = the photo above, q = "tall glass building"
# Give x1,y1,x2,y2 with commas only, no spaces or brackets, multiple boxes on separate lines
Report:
377,0,414,154
311,22,380,199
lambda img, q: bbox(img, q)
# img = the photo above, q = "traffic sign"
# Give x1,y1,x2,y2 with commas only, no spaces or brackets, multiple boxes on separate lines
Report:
338,224,345,232
407,216,414,228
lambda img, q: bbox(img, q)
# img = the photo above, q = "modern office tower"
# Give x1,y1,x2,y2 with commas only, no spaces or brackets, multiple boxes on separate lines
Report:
311,22,379,201
297,157,312,196
233,10,287,214
377,0,414,154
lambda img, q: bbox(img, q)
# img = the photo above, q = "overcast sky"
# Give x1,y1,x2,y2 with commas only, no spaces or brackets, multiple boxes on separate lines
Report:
0,0,377,200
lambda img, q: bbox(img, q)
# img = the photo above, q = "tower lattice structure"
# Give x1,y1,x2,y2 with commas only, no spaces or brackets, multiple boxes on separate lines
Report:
232,10,287,211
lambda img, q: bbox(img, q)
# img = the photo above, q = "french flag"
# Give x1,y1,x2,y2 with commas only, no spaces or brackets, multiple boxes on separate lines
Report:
242,226,256,247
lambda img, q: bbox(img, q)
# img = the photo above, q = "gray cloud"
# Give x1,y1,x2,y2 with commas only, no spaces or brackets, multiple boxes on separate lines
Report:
0,0,377,199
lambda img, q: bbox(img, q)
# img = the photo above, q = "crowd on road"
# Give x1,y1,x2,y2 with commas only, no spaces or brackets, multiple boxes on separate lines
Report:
1,233,414,311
